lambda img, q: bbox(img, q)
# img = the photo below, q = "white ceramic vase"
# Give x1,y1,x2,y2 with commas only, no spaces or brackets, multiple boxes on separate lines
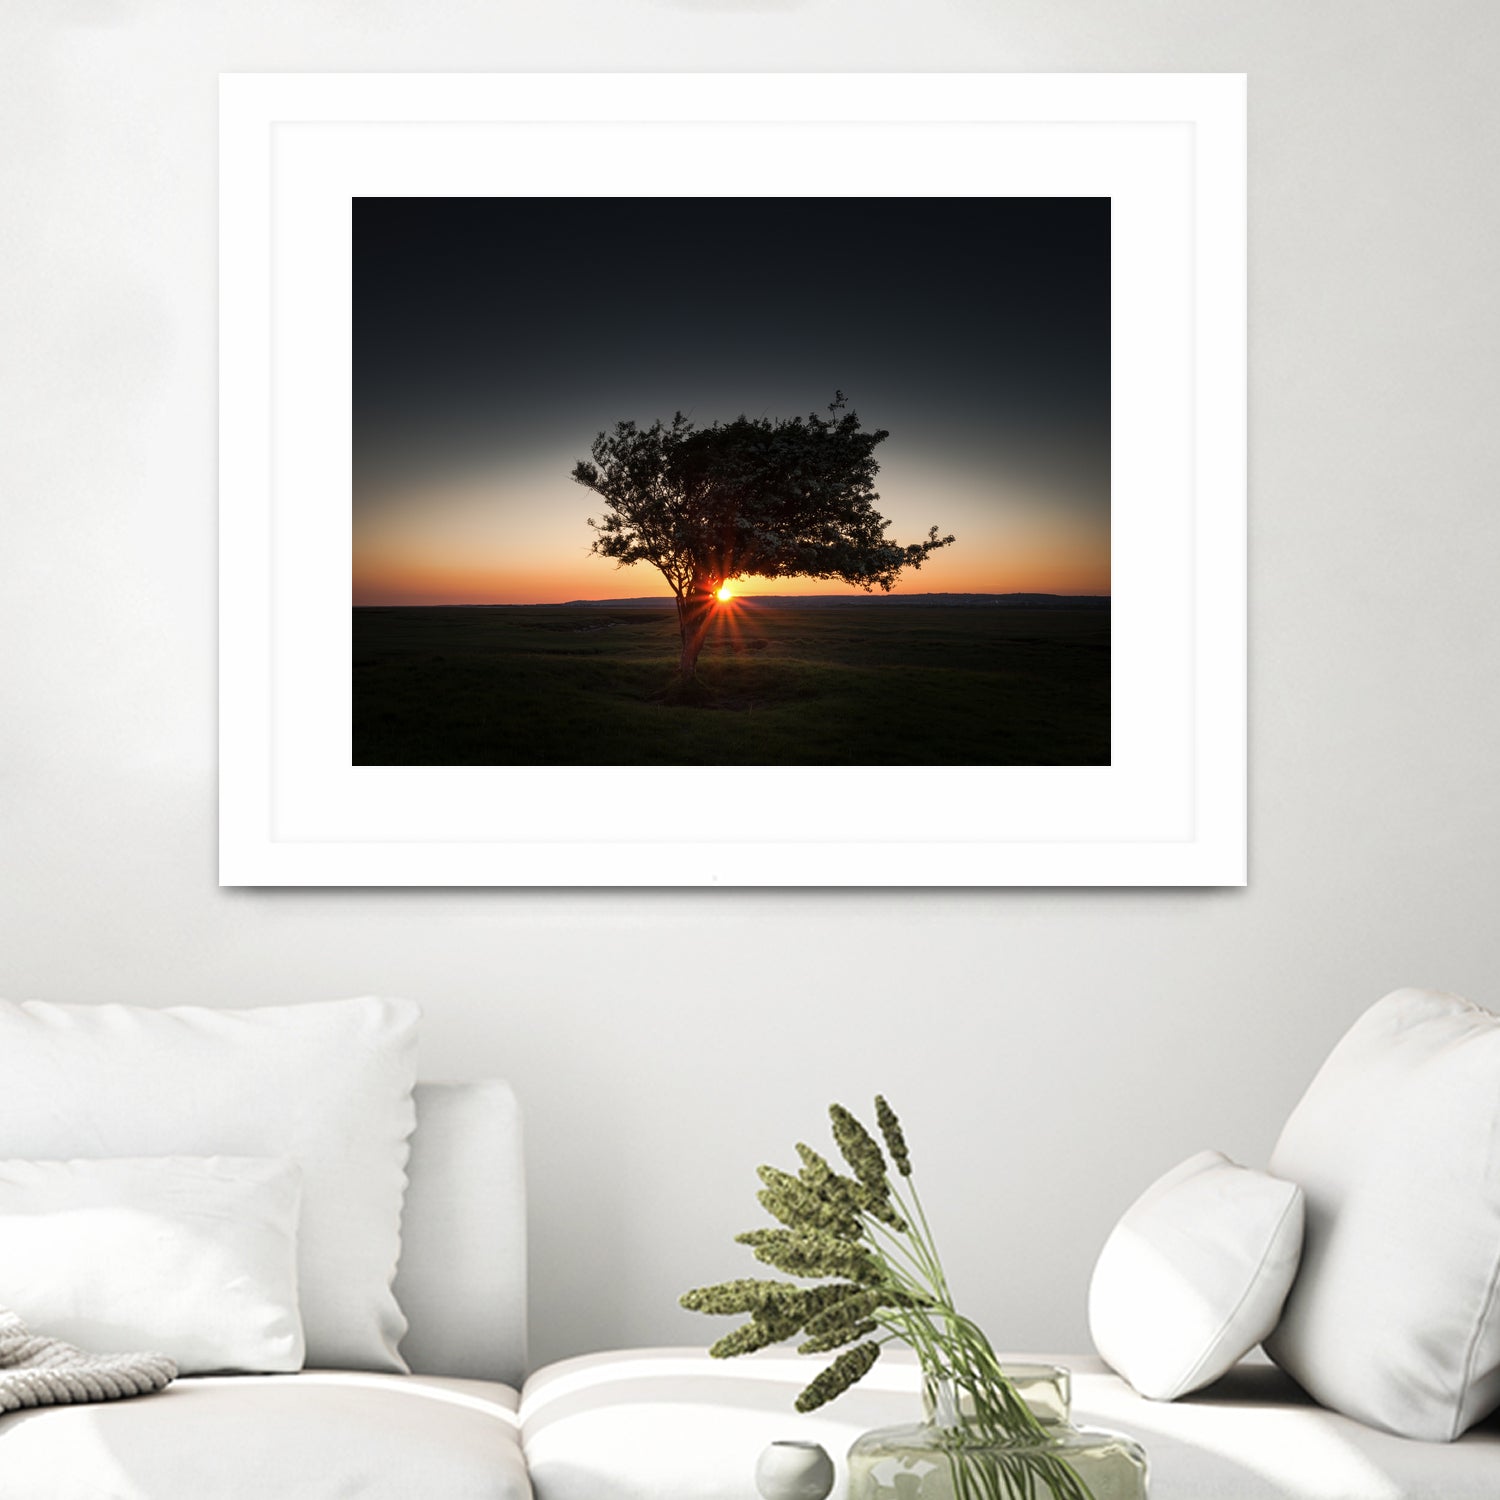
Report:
755,1439,836,1500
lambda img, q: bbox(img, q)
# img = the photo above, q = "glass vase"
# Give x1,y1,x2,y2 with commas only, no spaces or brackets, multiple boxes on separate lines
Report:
846,1364,1147,1500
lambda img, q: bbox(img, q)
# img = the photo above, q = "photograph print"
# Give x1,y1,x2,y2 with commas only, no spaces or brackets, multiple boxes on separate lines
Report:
352,196,1110,768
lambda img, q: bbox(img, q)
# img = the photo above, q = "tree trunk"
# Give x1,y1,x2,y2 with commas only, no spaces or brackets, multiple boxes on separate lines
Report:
675,585,717,680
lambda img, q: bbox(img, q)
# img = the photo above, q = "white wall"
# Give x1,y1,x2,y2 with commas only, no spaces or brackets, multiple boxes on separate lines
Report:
4,0,1498,1371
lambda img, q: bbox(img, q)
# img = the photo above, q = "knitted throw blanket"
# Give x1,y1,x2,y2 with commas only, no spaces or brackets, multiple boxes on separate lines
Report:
0,1311,176,1413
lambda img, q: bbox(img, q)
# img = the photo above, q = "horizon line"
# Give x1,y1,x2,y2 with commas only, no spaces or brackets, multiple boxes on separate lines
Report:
353,589,1112,608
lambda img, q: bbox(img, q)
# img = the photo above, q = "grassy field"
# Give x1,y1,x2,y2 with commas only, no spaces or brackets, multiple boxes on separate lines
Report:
352,602,1110,766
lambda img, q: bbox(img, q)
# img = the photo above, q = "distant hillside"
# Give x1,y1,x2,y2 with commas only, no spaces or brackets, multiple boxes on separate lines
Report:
552,592,1110,610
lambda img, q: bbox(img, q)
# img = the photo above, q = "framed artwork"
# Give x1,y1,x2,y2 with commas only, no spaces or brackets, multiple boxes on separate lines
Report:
219,73,1245,887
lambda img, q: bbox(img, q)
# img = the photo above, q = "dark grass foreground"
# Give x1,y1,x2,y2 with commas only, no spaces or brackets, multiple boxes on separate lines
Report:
352,602,1110,766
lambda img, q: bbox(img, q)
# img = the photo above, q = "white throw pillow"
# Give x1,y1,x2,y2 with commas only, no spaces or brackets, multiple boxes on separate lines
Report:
0,997,420,1371
0,1156,304,1374
1089,1150,1304,1401
1266,988,1500,1441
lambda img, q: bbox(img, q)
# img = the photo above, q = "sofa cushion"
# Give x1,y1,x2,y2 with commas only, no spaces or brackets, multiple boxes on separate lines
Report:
396,1081,528,1385
1088,1149,1303,1400
0,1155,304,1374
1267,988,1500,1440
518,1348,1500,1500
0,1371,529,1500
0,997,419,1372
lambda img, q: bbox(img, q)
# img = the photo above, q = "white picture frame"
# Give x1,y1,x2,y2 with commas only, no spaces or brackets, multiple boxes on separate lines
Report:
219,72,1245,887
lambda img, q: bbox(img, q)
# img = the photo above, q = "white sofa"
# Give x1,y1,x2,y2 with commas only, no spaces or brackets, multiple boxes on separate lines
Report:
7,1076,1500,1500
523,1347,1500,1500
0,1081,532,1500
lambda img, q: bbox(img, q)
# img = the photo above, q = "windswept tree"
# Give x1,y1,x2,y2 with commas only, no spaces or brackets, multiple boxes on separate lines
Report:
572,394,954,682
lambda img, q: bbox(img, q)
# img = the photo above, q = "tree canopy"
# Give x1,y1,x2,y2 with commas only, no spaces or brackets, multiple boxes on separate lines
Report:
572,395,954,682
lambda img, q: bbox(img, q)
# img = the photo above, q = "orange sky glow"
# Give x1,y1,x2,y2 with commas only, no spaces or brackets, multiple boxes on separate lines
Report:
353,462,1109,606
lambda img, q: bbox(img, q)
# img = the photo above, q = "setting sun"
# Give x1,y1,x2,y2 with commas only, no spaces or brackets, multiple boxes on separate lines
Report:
716,583,734,602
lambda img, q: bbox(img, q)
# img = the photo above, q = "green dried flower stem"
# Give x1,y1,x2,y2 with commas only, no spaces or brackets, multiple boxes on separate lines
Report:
802,1286,882,1338
757,1165,862,1238
875,1095,912,1176
736,1228,881,1282
796,1142,907,1233
829,1103,891,1193
683,1099,1097,1500
793,1339,880,1412
798,1318,878,1355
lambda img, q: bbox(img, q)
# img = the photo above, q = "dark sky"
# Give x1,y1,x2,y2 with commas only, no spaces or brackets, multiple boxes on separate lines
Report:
352,196,1110,604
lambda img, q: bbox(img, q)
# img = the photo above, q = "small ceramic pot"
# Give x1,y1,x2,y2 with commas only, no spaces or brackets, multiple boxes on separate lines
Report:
755,1439,835,1500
